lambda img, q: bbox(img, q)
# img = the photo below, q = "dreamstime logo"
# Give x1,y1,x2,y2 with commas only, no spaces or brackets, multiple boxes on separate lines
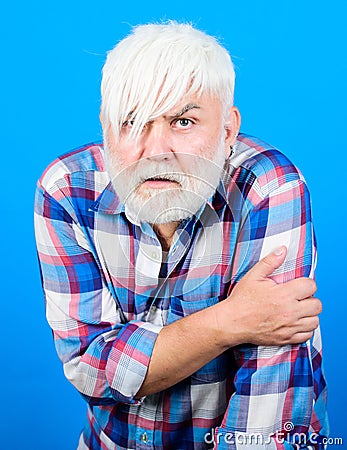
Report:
283,421,295,432
204,423,344,447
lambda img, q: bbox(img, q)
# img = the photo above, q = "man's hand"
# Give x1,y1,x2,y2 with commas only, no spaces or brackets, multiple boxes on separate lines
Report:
218,246,321,347
137,246,321,397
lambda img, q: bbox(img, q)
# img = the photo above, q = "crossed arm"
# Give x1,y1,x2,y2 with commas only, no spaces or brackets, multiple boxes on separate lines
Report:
34,171,328,447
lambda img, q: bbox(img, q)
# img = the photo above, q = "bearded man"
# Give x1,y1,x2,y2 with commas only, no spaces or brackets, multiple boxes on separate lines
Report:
34,21,328,449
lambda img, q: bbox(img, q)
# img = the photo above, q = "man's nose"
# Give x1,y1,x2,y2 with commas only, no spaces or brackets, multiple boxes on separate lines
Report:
140,122,173,160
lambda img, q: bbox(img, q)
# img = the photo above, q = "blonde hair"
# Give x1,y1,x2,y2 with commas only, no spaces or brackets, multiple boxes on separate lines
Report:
101,21,235,141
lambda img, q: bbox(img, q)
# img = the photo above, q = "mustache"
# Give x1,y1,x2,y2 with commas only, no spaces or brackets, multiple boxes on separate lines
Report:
122,161,188,186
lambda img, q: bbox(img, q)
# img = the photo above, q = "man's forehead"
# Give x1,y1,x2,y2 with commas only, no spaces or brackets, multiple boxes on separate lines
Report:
166,92,220,114
127,92,222,121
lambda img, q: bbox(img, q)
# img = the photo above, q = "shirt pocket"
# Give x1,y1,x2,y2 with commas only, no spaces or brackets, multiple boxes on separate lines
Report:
167,295,219,324
167,296,230,383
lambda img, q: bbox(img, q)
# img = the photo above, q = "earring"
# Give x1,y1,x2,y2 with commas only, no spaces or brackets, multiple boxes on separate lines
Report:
229,133,238,157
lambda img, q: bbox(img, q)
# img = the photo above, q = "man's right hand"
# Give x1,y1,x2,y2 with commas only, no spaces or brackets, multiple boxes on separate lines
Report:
217,246,321,347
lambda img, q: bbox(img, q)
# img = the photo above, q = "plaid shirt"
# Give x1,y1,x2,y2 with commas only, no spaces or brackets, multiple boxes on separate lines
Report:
34,133,328,449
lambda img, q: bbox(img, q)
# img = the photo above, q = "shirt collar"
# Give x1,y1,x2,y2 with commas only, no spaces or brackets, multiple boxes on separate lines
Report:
207,177,228,211
90,181,125,214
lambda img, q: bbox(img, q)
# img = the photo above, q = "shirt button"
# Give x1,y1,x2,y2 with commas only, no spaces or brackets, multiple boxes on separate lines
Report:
140,432,148,443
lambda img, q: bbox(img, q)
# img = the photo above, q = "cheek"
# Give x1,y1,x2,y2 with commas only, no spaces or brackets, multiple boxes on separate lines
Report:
112,143,139,168
107,129,140,167
174,132,217,155
198,132,225,157
199,126,225,148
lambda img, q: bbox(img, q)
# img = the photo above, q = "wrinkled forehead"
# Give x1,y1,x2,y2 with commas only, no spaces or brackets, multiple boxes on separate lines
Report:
129,87,216,120
131,72,209,112
115,81,212,141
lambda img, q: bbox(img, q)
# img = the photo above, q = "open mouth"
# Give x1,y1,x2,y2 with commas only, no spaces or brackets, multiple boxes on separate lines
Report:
141,176,181,188
146,176,177,181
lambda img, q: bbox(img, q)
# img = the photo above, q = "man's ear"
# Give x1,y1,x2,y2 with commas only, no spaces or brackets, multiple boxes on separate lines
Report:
99,110,104,126
224,106,241,157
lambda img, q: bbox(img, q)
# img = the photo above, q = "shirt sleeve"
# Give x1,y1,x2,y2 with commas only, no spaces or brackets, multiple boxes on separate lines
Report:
215,177,329,449
34,183,163,405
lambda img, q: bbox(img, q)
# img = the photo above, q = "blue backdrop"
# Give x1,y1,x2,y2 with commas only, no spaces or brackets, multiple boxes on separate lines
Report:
1,1,346,448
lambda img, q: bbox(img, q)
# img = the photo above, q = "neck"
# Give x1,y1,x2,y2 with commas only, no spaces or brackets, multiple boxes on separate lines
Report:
152,221,180,252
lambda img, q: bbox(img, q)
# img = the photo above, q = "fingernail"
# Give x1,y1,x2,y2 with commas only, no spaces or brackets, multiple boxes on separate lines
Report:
274,246,285,256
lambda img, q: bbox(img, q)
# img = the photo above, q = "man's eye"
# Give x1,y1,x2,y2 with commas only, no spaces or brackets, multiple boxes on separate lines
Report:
175,118,193,128
122,120,135,128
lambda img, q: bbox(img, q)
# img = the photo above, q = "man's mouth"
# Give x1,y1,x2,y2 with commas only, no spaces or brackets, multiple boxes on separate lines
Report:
141,176,181,188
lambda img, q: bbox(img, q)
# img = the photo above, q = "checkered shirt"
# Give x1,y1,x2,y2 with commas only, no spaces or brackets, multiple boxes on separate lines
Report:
34,133,329,449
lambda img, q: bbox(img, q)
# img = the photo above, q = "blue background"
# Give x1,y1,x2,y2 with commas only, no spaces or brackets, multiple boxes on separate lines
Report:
1,1,346,448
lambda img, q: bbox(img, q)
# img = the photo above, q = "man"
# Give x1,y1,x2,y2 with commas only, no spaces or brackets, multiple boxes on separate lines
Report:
34,22,328,449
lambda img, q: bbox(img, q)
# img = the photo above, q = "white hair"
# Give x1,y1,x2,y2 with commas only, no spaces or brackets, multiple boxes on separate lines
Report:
101,21,235,141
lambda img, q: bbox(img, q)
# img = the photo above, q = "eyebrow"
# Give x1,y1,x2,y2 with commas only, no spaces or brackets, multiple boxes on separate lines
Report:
169,103,201,119
124,103,201,125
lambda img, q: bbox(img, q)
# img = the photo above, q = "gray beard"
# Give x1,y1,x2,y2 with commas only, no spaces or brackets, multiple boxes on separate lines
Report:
104,142,226,224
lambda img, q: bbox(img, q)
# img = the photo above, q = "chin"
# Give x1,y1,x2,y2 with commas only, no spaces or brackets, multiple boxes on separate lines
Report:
125,188,207,224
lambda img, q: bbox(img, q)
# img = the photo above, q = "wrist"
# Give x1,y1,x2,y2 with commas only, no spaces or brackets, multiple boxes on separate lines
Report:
210,299,246,348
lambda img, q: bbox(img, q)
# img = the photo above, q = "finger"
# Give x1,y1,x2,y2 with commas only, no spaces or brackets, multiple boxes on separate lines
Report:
297,297,322,317
282,277,317,300
247,246,287,280
287,331,314,345
295,315,320,333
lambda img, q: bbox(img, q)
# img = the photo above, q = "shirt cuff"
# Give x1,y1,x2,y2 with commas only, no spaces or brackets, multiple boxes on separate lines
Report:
105,320,162,403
